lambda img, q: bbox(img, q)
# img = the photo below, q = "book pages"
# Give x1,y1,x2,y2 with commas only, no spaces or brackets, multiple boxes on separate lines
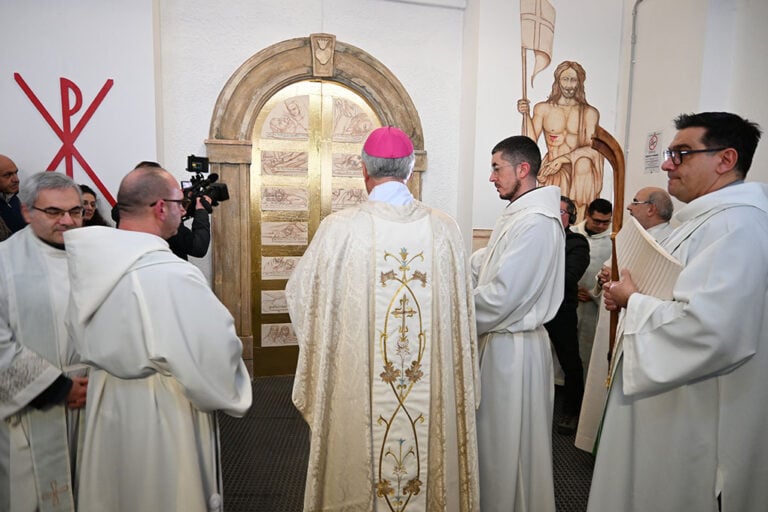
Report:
615,217,682,300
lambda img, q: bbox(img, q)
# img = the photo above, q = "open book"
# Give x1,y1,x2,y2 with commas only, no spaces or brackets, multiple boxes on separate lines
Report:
615,217,682,300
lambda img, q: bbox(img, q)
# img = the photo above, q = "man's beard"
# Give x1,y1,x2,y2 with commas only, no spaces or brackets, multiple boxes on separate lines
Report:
500,180,520,201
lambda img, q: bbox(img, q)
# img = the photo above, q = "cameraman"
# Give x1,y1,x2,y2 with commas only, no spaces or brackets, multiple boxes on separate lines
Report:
168,195,211,260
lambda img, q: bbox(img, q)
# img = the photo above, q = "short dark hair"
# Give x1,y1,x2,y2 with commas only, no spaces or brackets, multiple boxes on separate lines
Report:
674,112,762,176
492,136,542,177
79,184,97,197
561,195,577,224
587,198,612,216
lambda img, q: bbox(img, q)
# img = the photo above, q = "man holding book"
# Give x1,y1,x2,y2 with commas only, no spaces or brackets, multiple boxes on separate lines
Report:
588,112,768,511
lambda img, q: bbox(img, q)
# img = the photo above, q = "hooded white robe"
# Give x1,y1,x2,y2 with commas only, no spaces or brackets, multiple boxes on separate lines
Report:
64,227,252,512
470,186,564,512
587,181,768,512
286,186,480,512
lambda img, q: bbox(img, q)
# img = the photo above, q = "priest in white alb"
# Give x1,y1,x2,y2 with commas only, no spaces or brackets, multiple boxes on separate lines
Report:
589,112,768,511
471,135,564,512
0,172,88,512
64,165,252,512
286,126,481,511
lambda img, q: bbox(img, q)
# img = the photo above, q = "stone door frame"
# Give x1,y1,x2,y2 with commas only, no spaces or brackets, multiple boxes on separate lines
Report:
205,34,426,376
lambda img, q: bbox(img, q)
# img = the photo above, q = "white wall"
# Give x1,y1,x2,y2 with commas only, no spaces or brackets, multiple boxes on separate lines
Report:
0,0,157,197
619,0,768,212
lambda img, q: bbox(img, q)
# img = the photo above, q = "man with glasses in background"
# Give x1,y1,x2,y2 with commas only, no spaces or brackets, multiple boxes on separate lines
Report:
64,164,251,511
625,186,674,240
546,196,590,436
589,112,768,511
0,171,88,512
571,198,613,372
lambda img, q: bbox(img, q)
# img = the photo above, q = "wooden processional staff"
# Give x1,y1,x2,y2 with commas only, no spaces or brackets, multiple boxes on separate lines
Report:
591,126,625,377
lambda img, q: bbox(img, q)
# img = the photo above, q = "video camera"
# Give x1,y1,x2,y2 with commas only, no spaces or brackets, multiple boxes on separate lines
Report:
183,155,229,218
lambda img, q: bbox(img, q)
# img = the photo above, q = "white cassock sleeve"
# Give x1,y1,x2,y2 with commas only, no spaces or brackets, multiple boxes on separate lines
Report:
140,268,252,417
621,219,767,396
472,217,562,335
0,280,60,419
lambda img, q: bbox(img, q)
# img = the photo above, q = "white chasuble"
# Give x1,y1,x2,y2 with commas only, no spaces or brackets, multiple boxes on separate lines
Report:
372,215,432,512
288,199,480,512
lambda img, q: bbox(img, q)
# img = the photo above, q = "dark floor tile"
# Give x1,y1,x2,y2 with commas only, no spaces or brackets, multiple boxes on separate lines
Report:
220,377,594,512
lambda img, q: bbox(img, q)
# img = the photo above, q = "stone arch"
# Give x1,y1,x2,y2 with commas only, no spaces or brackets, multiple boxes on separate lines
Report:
205,34,426,376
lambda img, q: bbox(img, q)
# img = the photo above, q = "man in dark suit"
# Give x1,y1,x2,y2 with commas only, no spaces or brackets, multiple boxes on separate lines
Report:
546,195,590,434
0,154,27,240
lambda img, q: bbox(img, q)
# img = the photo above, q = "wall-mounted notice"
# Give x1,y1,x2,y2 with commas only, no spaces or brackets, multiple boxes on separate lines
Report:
645,130,663,174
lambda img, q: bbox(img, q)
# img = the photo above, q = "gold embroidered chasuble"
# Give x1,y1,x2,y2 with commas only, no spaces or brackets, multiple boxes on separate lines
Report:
372,215,432,511
287,200,480,512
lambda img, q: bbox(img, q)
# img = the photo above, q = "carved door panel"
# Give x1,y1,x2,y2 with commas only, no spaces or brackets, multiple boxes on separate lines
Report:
250,80,380,376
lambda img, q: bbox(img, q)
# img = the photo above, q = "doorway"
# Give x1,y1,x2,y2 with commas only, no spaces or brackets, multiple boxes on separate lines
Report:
206,34,426,377
251,80,379,374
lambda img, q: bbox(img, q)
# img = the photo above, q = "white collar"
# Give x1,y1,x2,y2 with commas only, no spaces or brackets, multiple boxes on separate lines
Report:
367,181,414,206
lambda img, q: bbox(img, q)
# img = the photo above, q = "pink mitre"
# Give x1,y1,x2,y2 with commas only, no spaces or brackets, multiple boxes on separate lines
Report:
363,126,414,158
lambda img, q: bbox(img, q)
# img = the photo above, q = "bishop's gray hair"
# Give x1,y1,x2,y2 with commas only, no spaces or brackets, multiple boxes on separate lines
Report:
19,172,81,209
361,150,415,180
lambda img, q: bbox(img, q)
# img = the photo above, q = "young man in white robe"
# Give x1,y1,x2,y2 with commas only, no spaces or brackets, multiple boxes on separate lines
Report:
571,199,612,371
0,172,88,512
64,165,252,512
286,126,481,511
590,111,768,511
471,135,564,512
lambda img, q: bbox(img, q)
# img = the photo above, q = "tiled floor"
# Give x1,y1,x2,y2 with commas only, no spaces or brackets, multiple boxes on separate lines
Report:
219,376,594,511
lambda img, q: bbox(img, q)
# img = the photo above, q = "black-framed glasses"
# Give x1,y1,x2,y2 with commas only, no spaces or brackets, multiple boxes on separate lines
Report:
663,147,728,166
31,206,84,219
149,198,192,209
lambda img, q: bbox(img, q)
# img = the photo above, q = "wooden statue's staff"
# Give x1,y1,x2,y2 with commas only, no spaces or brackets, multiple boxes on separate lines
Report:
521,47,529,137
591,126,625,383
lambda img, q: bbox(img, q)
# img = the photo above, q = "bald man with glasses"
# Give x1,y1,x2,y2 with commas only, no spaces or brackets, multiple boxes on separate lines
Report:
626,187,674,240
